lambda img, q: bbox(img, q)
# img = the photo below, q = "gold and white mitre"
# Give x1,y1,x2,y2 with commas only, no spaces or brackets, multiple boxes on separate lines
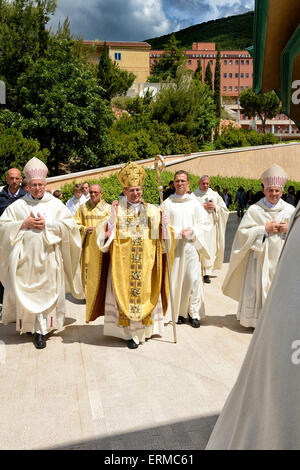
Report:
118,162,146,188
261,164,288,189
23,157,48,181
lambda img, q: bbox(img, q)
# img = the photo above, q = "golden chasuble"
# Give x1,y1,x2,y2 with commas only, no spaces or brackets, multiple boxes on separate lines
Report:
74,199,111,291
110,201,163,326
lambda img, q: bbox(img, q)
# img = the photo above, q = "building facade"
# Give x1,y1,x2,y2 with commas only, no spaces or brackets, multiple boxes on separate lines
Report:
150,42,299,136
83,40,151,84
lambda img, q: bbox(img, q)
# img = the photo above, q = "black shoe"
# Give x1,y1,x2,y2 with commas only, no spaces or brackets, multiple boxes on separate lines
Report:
188,315,200,328
127,339,139,349
204,275,211,284
177,316,186,324
34,333,46,349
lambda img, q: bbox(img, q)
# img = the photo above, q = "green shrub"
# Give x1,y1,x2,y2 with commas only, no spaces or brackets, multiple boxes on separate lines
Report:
60,168,300,209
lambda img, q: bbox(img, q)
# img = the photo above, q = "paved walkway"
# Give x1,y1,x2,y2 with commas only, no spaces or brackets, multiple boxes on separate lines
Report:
0,213,254,450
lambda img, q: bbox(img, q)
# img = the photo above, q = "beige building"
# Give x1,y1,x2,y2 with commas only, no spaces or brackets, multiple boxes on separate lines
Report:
82,40,151,83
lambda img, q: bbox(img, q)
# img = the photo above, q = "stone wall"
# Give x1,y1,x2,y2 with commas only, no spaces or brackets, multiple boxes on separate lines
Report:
45,142,300,190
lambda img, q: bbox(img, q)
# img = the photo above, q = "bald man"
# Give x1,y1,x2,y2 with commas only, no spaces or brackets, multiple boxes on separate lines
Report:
0,168,27,216
0,168,27,313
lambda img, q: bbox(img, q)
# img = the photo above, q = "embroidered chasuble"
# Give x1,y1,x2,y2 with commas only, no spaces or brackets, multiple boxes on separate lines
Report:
86,200,172,328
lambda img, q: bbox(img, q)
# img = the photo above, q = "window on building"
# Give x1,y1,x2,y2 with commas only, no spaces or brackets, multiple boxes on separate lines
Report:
229,86,232,91
223,86,227,92
246,60,249,65
210,60,213,65
235,86,239,91
229,60,233,65
188,59,192,65
246,73,249,78
224,60,227,65
229,73,232,78
224,73,227,78
235,73,239,78
114,52,122,61
241,60,244,65
241,73,244,78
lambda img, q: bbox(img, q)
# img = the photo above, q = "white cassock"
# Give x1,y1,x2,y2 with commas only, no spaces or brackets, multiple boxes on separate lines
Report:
192,187,229,276
206,202,300,450
97,201,165,345
0,192,83,334
66,195,85,216
162,194,210,322
222,197,295,327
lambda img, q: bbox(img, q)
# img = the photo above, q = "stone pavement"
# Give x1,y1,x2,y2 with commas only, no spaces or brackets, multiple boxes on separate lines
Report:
0,213,254,450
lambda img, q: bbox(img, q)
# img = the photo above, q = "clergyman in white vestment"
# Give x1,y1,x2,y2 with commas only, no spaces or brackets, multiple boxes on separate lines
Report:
0,158,83,349
192,175,229,284
162,170,210,328
222,164,295,328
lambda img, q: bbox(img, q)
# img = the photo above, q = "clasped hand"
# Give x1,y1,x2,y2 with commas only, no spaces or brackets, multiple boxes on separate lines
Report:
22,212,45,231
265,220,288,234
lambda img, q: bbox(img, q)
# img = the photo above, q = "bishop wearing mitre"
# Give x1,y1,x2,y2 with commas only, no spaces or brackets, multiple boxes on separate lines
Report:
222,164,295,328
85,162,171,349
0,158,83,349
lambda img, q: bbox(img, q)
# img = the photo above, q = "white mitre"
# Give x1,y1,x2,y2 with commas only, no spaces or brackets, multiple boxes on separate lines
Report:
261,164,288,189
23,157,48,182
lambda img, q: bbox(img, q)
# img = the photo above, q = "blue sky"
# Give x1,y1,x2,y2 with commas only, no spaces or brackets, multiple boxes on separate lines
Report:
49,0,254,41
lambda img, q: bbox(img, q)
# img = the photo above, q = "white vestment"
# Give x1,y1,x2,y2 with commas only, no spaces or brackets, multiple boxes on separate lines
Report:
0,193,83,334
66,195,84,216
222,198,295,327
192,187,229,275
97,200,164,345
162,194,210,322
206,202,300,450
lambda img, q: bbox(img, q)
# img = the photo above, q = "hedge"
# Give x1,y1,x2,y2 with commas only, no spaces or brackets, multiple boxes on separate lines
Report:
60,167,300,210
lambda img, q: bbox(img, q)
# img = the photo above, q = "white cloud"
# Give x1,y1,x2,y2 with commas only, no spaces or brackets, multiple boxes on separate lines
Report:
49,0,254,41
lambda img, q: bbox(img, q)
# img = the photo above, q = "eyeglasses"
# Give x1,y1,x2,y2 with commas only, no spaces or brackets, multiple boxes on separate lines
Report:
90,191,100,194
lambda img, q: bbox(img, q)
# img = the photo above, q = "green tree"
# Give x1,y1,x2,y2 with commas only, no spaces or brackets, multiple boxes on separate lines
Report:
0,39,114,174
194,61,203,82
0,125,49,181
205,62,213,91
150,33,185,82
0,0,56,110
97,42,135,101
214,50,221,119
150,67,216,143
239,88,281,134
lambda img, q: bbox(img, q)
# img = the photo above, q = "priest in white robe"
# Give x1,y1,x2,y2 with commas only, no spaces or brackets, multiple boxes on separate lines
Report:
222,164,295,328
192,175,229,284
0,158,83,349
206,200,300,450
66,183,84,216
85,162,171,350
162,170,210,328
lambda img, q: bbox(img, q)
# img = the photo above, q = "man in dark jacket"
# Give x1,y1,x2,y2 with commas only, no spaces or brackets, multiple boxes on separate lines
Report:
0,168,27,313
0,168,26,216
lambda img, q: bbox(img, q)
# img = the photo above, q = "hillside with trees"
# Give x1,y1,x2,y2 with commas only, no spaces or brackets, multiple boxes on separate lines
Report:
144,11,254,50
